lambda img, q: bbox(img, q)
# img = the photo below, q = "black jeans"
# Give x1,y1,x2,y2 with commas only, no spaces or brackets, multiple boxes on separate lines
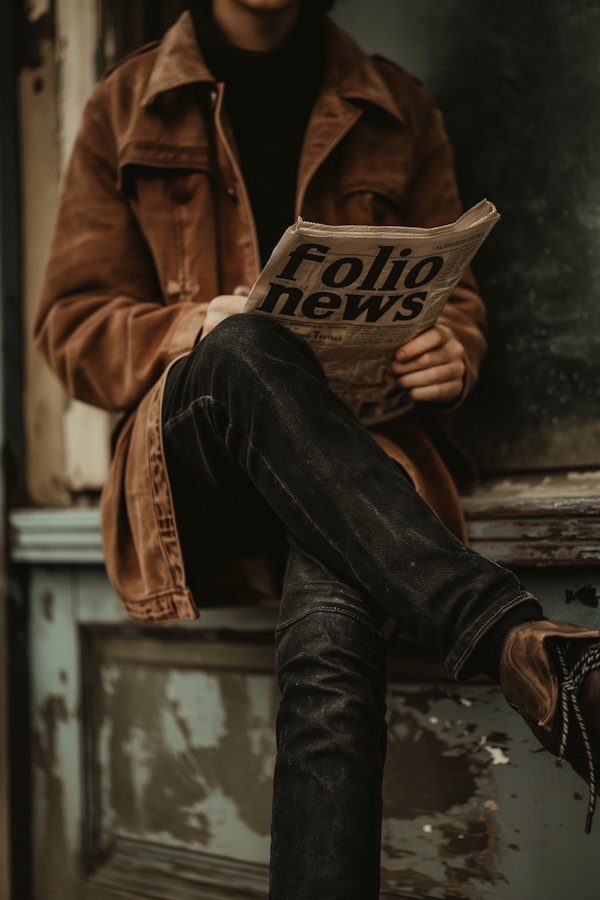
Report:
162,315,533,899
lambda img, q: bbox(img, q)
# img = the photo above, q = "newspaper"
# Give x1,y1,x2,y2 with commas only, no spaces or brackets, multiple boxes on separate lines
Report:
243,200,499,425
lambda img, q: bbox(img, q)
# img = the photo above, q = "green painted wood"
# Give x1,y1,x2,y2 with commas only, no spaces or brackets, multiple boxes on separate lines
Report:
333,0,600,471
27,565,600,900
10,508,104,563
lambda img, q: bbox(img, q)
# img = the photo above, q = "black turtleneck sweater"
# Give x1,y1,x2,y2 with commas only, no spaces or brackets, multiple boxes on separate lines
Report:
189,2,327,265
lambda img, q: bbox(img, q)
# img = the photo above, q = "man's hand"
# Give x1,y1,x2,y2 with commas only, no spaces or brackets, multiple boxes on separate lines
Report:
200,294,248,340
389,324,465,403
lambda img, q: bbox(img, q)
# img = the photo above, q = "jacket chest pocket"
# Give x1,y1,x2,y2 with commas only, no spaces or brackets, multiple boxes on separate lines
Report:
123,165,220,305
335,187,406,227
328,119,413,226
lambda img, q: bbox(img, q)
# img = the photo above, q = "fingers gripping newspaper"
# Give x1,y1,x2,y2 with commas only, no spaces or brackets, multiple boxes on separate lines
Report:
242,200,499,426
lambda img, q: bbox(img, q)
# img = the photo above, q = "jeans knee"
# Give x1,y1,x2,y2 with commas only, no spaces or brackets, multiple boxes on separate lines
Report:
197,313,323,382
275,610,387,704
275,610,387,758
199,313,280,360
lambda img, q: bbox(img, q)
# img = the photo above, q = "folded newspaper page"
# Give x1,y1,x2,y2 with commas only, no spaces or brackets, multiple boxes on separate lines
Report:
242,200,499,425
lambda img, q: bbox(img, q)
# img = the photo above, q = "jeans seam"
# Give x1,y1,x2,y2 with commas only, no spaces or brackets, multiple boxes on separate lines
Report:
166,393,350,568
276,605,384,638
452,591,538,674
163,395,216,435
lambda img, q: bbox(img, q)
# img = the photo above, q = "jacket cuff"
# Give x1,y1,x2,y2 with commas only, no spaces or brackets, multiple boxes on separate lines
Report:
168,305,208,358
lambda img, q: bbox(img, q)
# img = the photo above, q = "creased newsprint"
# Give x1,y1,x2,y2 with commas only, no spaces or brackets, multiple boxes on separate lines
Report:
243,200,500,425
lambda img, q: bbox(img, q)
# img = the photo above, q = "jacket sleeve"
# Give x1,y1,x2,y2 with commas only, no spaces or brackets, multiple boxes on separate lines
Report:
33,96,208,412
403,84,488,412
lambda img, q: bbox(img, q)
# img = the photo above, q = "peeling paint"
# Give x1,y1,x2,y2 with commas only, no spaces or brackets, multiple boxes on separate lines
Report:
28,566,600,900
93,652,277,865
165,671,227,750
33,695,77,900
565,585,598,608
485,747,510,766
40,590,54,622
381,686,515,898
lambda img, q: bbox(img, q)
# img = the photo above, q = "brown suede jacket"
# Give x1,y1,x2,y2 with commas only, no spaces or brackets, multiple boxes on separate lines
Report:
34,12,487,623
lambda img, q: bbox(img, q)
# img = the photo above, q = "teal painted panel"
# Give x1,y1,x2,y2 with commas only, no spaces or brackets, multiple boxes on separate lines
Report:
382,684,600,899
511,564,600,630
333,0,600,470
28,566,600,899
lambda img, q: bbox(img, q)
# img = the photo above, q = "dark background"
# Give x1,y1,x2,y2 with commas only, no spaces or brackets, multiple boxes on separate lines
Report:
335,1,600,472
98,0,600,473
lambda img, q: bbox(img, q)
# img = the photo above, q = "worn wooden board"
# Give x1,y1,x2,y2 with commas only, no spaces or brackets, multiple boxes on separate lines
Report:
461,471,600,519
467,541,600,566
10,468,600,572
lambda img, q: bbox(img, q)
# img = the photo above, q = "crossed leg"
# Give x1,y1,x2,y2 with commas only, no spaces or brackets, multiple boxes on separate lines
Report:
161,313,600,876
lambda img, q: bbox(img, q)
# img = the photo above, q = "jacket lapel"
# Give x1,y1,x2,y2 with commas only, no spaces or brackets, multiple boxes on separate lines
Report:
141,11,214,106
116,12,215,183
119,13,407,224
296,19,406,216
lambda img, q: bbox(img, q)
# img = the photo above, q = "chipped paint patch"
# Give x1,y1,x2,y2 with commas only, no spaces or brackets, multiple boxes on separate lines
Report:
91,648,277,866
381,685,512,897
122,726,154,816
485,746,510,766
165,671,226,749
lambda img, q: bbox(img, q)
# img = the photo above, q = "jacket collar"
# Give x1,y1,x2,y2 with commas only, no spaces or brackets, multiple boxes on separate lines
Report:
141,10,405,126
141,11,214,106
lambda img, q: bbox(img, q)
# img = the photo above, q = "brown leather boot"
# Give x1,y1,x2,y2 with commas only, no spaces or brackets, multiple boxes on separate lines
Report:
500,620,600,833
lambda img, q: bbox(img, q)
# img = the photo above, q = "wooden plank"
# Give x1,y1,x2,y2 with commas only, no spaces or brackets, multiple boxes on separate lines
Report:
98,636,276,672
462,471,600,519
9,507,104,563
9,469,600,571
84,878,258,900
463,497,600,519
466,518,600,541
468,541,600,566
88,839,269,900
11,546,105,564
84,885,153,900
10,507,101,530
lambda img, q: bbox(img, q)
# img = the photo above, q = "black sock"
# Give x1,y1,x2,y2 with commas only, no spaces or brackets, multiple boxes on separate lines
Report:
466,601,547,683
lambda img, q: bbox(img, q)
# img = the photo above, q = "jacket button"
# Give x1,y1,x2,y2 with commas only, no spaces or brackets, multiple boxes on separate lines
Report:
227,185,238,201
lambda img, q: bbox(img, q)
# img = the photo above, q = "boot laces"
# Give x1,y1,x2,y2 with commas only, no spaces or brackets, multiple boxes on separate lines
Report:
554,642,600,834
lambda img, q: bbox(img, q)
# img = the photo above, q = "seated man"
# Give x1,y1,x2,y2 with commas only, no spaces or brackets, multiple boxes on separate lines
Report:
34,0,600,895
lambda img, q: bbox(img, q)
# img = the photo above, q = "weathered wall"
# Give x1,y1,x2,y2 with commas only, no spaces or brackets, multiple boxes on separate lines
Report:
333,0,600,471
19,0,111,506
20,0,600,499
28,566,600,900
